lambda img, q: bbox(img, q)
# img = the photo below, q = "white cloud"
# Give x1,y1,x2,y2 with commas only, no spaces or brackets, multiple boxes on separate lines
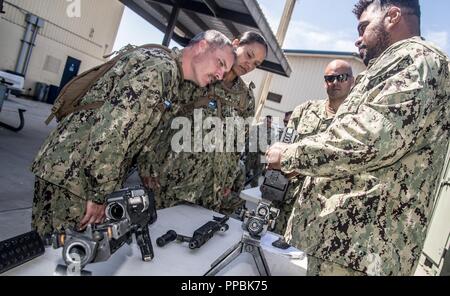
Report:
259,4,357,52
424,31,449,51
284,20,357,52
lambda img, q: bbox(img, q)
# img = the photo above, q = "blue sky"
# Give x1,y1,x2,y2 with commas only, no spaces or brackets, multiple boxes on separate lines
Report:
113,0,449,55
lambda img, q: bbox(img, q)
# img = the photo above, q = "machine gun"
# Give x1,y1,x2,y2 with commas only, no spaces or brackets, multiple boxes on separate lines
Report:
52,186,157,271
156,215,229,249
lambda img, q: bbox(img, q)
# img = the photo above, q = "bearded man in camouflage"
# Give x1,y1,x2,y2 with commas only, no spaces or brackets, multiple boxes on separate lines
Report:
266,0,450,275
31,30,235,239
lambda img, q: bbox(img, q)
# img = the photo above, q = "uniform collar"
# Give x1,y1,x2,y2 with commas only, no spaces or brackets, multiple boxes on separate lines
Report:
367,36,424,69
218,76,247,94
172,47,184,81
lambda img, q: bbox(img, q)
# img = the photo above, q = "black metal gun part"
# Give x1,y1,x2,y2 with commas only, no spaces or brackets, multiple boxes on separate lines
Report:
135,225,154,261
188,215,229,249
156,216,230,250
156,230,191,247
260,127,299,202
0,231,45,274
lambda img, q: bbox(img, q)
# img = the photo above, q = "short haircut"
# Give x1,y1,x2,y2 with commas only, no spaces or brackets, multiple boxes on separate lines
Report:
353,0,421,19
285,111,293,117
188,30,232,50
238,31,268,57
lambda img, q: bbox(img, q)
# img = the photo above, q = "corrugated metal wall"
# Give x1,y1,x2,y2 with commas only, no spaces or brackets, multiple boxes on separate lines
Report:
243,53,366,120
0,0,124,91
3,0,123,59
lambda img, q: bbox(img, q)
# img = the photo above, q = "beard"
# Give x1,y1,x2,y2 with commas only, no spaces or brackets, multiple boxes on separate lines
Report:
361,23,391,66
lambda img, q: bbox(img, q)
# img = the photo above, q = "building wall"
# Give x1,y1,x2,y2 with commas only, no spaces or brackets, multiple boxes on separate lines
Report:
242,53,366,121
0,0,124,93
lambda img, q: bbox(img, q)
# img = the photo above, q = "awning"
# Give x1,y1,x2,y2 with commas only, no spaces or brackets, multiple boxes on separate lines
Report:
119,0,292,77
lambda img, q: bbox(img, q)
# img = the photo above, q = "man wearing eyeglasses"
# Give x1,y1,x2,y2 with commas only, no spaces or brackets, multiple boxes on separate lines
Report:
271,60,354,235
266,0,450,276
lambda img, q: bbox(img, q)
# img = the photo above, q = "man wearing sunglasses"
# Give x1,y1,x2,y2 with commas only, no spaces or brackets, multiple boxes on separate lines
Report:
271,60,354,235
266,0,450,276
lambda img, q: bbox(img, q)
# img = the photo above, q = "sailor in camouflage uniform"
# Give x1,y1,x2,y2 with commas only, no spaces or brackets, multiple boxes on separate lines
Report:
31,30,235,238
266,0,450,275
139,32,268,215
272,60,354,235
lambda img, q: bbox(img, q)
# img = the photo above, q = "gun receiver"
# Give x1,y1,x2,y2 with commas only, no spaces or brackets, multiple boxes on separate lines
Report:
53,186,157,270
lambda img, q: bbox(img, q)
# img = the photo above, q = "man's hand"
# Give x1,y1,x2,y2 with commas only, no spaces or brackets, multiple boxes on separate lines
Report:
79,201,106,230
141,176,161,191
265,142,290,170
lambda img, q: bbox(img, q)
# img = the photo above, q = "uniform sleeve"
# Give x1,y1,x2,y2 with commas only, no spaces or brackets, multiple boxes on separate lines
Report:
281,52,443,178
243,87,256,118
82,52,175,203
137,136,160,179
287,103,308,130
137,81,199,179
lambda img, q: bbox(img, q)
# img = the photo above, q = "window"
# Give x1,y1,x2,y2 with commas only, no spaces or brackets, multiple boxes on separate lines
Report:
43,55,62,74
267,92,282,103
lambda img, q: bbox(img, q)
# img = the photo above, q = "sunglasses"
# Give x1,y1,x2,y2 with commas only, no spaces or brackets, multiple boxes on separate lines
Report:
324,73,351,83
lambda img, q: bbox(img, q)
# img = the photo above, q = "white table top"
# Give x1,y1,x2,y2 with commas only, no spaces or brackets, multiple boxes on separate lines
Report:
3,204,306,276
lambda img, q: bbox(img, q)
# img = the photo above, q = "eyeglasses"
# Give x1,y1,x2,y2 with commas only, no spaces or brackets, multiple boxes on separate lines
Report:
324,73,351,83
